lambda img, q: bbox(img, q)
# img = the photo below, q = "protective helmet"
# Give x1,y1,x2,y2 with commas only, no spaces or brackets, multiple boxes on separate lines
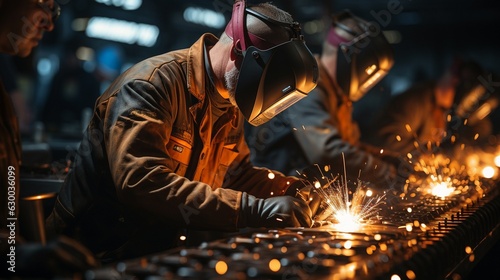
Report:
225,0,319,126
332,10,394,101
453,60,498,124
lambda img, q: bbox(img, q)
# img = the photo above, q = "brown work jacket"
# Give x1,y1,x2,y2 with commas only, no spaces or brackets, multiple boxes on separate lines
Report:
46,33,297,262
0,80,22,263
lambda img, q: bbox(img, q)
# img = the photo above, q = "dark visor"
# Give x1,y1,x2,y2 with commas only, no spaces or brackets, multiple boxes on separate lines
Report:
235,39,318,126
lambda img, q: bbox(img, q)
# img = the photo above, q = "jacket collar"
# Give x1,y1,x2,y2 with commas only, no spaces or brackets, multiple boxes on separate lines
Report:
186,33,219,103
186,33,241,130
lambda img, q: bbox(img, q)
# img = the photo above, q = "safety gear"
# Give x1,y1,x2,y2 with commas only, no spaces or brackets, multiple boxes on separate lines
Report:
239,192,312,228
452,61,498,123
225,0,318,126
296,185,323,219
285,180,323,218
332,10,394,101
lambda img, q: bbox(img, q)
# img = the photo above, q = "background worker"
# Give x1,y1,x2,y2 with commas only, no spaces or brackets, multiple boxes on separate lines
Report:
365,58,494,157
0,0,97,277
245,10,399,191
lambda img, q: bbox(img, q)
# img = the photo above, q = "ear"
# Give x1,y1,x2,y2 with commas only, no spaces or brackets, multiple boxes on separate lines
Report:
232,39,243,57
230,40,244,63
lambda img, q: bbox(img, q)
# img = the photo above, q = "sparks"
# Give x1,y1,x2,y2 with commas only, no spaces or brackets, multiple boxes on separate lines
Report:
429,179,455,199
301,161,385,232
411,154,459,199
414,151,491,202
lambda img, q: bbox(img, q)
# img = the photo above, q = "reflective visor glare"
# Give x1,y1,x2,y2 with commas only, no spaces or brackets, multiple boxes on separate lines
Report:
260,90,306,120
456,84,487,117
351,69,388,101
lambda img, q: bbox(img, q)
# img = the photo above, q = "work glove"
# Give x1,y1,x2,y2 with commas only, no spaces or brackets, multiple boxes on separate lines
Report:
239,192,312,228
285,180,323,218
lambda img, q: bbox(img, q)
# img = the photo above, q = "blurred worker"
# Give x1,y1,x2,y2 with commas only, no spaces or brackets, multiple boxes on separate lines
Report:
0,0,97,278
245,10,398,190
0,54,32,135
46,0,320,263
365,58,495,157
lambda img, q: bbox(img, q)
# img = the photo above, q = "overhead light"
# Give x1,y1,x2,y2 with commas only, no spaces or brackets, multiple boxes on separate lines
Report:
95,0,142,11
183,7,225,29
86,17,159,47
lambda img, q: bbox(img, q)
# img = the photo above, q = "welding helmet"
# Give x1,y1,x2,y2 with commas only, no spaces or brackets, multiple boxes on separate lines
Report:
332,10,394,101
225,0,319,126
453,61,498,124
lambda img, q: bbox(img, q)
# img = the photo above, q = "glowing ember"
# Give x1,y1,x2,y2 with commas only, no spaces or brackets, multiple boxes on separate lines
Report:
481,166,496,179
494,155,500,167
405,223,413,232
215,260,228,275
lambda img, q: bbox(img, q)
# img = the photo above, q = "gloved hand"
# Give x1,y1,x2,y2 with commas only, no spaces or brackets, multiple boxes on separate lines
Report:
16,235,98,278
239,192,312,228
286,180,323,218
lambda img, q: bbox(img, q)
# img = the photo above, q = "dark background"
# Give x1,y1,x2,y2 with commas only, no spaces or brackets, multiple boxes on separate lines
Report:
6,0,500,142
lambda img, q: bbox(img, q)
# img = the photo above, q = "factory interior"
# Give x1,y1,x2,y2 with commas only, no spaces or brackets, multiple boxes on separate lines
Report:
2,0,500,279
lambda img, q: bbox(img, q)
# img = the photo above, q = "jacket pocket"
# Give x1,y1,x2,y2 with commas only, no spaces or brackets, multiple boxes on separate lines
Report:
166,136,192,175
214,144,238,188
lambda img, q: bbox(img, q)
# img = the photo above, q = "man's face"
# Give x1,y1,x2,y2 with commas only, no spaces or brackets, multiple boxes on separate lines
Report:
0,0,57,57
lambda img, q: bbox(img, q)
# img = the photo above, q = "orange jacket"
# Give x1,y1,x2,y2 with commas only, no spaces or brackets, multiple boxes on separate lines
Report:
47,34,298,262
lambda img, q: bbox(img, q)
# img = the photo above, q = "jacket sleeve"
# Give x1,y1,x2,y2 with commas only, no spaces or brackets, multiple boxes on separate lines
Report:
220,129,300,198
104,79,244,231
287,88,396,188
